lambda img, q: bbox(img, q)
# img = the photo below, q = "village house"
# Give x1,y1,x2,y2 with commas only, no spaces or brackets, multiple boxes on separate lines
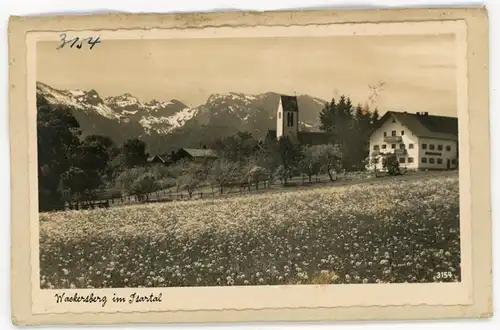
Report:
147,155,166,165
265,94,334,145
174,147,219,164
368,111,458,171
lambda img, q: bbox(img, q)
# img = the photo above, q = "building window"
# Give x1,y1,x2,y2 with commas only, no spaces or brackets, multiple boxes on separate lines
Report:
451,159,457,165
391,130,396,136
421,157,427,163
409,143,414,149
399,143,405,149
383,132,387,137
287,112,294,127
399,157,405,163
429,158,435,164
408,157,414,163
382,144,387,149
446,145,451,152
401,130,404,136
373,145,379,150
437,158,443,164
422,143,427,150
437,144,443,151
372,157,379,164
429,144,435,150
391,144,396,149
392,119,396,123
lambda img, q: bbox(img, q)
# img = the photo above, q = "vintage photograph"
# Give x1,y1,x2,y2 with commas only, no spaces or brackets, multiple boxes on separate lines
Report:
35,32,461,290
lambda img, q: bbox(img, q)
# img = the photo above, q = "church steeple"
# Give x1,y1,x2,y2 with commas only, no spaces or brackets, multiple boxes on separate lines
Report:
276,94,299,140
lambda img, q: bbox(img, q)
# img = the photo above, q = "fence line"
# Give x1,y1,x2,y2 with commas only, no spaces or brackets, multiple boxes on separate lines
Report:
63,172,384,210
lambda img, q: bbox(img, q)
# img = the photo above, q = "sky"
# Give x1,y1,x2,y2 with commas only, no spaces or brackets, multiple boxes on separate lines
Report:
37,34,457,116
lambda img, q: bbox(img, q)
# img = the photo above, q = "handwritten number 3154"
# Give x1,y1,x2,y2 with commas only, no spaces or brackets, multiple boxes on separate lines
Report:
57,33,101,50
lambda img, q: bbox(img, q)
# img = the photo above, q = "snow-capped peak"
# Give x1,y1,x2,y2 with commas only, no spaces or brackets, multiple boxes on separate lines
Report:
104,93,142,108
38,83,197,135
37,82,119,120
144,99,174,111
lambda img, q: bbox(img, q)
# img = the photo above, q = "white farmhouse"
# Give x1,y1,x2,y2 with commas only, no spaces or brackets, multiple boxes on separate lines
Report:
368,111,459,171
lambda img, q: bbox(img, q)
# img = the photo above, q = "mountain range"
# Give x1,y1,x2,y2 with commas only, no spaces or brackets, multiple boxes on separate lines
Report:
36,82,328,154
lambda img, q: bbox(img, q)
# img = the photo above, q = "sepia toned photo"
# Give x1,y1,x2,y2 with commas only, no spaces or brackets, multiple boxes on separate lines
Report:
37,33,462,290
9,7,491,325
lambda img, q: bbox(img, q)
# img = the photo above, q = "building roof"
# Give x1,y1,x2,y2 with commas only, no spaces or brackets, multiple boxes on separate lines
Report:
180,148,218,158
280,95,299,112
266,130,334,146
147,155,166,163
376,111,458,141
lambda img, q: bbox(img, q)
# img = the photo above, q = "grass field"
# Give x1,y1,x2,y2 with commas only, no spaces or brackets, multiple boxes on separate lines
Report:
40,173,460,289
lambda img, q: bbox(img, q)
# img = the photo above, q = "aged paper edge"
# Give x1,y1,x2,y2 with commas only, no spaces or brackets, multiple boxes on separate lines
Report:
9,7,492,325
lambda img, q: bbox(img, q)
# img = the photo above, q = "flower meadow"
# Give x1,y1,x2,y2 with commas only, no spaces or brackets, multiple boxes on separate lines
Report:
39,174,460,289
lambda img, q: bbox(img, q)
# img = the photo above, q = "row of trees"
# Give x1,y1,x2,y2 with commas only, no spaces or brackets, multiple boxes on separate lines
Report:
113,134,344,202
92,129,399,206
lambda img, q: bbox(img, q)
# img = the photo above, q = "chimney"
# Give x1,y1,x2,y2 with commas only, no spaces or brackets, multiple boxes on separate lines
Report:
424,112,429,116
416,112,420,115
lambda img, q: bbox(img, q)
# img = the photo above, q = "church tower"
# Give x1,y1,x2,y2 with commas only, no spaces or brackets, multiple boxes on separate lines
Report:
276,95,299,140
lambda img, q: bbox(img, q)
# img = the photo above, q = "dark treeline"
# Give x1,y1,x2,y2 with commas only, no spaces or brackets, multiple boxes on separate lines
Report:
37,94,383,212
319,95,380,169
37,96,150,211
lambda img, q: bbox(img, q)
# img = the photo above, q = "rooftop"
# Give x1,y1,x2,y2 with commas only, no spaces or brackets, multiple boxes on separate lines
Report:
376,111,458,141
180,148,218,158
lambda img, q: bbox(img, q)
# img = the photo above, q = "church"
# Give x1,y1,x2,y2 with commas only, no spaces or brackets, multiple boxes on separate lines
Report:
265,94,334,145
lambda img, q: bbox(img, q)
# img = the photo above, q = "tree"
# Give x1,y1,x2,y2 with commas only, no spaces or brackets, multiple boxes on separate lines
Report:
129,173,158,201
317,145,342,182
121,138,148,168
348,104,375,169
276,136,303,184
115,167,147,196
319,98,337,133
319,95,353,143
157,177,176,191
84,134,116,153
213,131,259,164
254,139,280,184
149,163,171,181
298,146,322,183
37,97,82,211
79,139,109,174
61,166,101,207
318,94,379,170
60,135,113,203
382,153,401,176
367,155,381,173
371,108,380,124
209,158,239,194
175,160,206,198
83,134,119,183
240,160,270,190
319,96,354,167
